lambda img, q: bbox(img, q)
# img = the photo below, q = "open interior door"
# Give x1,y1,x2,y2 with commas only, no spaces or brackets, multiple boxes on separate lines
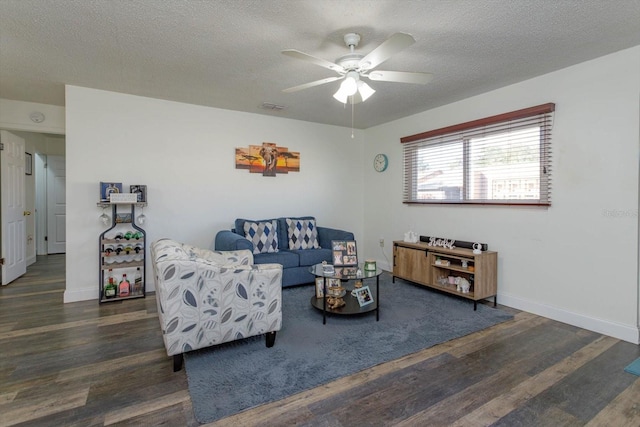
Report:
1,130,27,285
46,155,66,254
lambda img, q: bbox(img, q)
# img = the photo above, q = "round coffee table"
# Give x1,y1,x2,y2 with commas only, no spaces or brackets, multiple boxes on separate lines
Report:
309,263,382,324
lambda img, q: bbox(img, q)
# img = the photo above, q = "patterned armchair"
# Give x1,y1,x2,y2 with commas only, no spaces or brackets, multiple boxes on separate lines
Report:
151,238,282,371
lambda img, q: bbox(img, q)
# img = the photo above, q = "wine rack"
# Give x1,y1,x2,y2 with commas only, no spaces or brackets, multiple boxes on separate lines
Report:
98,202,147,303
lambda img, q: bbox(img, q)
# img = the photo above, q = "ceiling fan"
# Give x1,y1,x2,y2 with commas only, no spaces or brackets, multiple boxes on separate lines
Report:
281,32,433,104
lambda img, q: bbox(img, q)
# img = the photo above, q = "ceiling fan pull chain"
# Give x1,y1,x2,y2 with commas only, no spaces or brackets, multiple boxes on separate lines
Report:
351,101,355,139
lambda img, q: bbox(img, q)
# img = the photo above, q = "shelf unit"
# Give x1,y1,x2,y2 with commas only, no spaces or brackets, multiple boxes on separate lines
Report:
98,202,147,303
392,241,497,310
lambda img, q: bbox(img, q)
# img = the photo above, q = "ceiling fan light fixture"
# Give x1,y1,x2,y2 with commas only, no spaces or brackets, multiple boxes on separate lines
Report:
333,88,349,103
333,71,361,103
342,72,359,95
357,81,375,102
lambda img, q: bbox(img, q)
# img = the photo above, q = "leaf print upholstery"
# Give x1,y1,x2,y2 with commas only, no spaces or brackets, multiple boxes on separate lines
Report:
183,290,197,307
236,283,248,300
151,239,282,358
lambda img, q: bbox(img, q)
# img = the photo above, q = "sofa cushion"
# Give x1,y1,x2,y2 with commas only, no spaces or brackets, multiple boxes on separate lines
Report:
290,248,332,267
243,220,279,254
285,218,320,250
253,250,299,269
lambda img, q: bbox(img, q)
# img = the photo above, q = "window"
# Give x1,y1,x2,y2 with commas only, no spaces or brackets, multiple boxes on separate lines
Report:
401,103,555,206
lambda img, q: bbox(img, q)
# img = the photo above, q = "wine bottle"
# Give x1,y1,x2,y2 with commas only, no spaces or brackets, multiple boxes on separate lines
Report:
133,268,142,295
114,232,124,241
119,274,130,297
104,269,116,299
115,244,124,255
123,244,133,255
124,231,134,240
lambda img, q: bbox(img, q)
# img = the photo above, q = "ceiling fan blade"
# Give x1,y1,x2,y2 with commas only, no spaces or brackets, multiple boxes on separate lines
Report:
282,76,343,93
281,49,345,73
367,70,434,85
358,33,416,71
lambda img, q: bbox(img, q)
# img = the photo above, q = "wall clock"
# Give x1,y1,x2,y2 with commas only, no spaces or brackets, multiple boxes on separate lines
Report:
374,153,388,172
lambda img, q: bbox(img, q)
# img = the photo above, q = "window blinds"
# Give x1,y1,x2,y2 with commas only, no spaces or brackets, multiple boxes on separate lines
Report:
401,103,555,206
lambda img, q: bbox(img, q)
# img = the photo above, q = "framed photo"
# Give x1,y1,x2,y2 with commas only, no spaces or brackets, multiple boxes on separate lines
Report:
331,240,358,266
326,278,341,290
315,278,324,298
25,152,32,175
100,182,123,202
130,185,147,202
354,285,374,307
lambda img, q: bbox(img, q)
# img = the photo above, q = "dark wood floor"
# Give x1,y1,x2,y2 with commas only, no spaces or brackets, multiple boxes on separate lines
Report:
1,255,639,426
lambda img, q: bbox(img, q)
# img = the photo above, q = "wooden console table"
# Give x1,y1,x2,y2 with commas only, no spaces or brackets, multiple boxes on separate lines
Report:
392,241,497,310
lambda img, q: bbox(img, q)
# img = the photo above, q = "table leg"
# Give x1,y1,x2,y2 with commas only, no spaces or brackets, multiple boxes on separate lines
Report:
376,275,380,321
322,279,327,325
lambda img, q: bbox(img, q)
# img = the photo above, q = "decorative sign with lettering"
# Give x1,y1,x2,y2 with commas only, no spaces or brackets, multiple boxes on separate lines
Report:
426,237,455,250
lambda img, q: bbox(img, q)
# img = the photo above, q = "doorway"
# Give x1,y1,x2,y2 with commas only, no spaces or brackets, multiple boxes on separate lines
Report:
0,129,65,284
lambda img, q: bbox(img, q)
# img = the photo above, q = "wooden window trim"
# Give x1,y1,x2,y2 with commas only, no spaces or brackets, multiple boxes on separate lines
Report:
401,103,556,144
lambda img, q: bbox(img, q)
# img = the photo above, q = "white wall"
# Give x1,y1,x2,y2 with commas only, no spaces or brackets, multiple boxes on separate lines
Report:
25,45,640,344
64,86,364,302
363,46,640,343
0,99,65,135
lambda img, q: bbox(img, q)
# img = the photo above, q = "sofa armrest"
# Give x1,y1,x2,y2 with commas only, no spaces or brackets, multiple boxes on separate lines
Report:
317,226,355,248
215,230,253,252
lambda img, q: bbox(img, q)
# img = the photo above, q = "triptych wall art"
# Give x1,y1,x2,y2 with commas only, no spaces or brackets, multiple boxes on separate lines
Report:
235,142,300,177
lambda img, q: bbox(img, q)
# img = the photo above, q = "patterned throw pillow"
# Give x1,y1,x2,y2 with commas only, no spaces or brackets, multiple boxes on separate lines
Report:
286,218,320,250
243,220,278,254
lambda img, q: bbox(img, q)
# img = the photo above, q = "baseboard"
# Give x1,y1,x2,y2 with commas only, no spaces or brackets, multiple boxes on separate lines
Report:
27,255,37,266
499,293,640,344
64,286,97,303
377,260,392,272
64,284,155,303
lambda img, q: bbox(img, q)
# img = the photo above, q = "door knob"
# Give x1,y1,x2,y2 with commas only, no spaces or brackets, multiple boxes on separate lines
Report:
23,211,32,216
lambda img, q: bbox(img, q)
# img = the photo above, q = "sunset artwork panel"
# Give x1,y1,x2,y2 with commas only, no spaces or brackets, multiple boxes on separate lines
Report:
235,142,300,176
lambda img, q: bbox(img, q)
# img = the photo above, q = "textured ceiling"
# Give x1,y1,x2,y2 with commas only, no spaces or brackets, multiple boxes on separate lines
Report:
1,0,639,129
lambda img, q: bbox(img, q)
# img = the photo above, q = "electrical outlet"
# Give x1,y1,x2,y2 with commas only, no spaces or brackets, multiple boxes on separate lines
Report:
379,238,384,247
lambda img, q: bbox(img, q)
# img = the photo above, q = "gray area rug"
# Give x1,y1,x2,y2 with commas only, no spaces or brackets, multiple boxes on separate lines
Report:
184,273,513,424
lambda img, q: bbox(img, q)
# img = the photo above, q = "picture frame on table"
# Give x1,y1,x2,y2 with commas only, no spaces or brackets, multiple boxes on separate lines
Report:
315,278,324,298
326,278,341,290
354,285,374,307
129,185,147,202
331,240,358,266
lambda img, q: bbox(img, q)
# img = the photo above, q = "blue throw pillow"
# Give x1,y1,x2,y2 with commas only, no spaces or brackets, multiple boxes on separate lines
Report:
244,220,279,254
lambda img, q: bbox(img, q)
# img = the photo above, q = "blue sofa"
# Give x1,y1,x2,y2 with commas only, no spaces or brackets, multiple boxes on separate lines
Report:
215,216,354,287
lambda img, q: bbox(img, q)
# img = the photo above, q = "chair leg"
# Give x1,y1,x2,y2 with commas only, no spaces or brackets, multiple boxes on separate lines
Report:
173,353,184,372
265,331,277,348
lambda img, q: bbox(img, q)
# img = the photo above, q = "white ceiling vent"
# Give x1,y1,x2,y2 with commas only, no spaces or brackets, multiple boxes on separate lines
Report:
259,102,286,111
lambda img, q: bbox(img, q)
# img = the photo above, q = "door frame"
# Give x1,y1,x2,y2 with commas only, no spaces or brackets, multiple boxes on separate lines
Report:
35,153,48,255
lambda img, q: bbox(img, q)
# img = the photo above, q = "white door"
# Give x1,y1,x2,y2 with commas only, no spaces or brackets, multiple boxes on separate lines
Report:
46,155,66,254
1,130,27,285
